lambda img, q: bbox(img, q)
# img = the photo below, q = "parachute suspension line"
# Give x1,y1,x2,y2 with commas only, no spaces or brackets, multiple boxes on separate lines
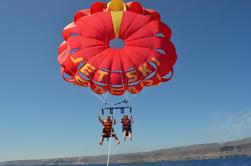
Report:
121,24,139,103
92,92,107,103
123,23,130,102
82,21,107,105
104,92,108,106
118,54,129,105
104,25,109,107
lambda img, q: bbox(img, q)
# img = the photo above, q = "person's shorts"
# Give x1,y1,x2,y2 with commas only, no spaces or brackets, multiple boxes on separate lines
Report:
102,129,116,138
102,132,116,138
123,127,132,136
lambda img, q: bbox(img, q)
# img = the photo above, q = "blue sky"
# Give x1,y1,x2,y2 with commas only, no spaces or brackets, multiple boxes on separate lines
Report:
0,0,251,162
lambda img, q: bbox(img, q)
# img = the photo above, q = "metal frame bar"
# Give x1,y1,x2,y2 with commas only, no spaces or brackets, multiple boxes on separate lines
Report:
102,106,132,115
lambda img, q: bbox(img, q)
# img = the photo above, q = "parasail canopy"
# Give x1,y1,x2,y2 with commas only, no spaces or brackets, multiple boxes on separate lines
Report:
58,0,177,96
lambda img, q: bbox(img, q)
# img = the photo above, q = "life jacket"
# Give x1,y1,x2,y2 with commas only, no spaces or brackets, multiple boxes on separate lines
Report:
122,118,131,129
103,120,113,134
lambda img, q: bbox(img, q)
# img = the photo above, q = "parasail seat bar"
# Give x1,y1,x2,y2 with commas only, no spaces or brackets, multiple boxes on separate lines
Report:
102,106,132,115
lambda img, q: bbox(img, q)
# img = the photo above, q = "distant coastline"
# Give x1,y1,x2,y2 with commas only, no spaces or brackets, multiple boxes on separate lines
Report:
1,137,251,166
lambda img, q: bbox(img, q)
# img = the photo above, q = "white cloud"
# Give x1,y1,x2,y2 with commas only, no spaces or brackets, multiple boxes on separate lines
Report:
210,107,251,142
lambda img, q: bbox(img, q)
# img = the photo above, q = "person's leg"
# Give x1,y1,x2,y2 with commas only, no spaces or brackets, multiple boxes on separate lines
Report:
113,133,120,144
128,132,132,141
99,136,104,145
123,130,127,141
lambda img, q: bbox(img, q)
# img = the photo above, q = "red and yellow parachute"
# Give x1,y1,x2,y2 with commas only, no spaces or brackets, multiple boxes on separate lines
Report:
58,0,177,96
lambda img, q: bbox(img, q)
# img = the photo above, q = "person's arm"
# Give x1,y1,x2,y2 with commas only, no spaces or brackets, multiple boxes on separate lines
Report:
130,116,134,124
113,119,116,125
98,115,103,124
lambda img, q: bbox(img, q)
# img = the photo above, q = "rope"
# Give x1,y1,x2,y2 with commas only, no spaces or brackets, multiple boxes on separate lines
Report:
106,120,113,166
117,43,129,105
106,102,115,166
78,15,113,166
90,12,133,166
92,92,107,103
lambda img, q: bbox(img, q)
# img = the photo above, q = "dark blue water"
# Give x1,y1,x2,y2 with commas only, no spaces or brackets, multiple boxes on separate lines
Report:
70,158,251,166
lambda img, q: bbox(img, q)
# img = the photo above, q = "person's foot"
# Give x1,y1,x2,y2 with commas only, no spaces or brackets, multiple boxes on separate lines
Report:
99,142,103,145
116,141,120,145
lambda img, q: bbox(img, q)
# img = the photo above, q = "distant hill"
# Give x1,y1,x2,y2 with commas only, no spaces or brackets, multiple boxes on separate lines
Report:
1,137,251,165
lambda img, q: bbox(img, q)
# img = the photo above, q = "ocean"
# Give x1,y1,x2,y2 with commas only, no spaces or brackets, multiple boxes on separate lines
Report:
70,157,251,166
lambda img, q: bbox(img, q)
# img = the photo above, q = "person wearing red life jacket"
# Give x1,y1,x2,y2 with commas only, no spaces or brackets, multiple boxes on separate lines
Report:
121,115,134,141
98,115,120,145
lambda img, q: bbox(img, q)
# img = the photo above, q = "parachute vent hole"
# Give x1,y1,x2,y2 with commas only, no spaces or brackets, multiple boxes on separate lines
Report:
70,33,80,37
109,38,125,49
155,49,166,55
78,72,90,81
127,68,136,72
111,84,125,88
63,72,73,79
155,33,165,37
93,81,106,86
111,70,123,73
163,71,173,79
70,48,80,54
129,80,141,86
100,68,110,72
77,62,86,70
145,71,157,80
149,62,158,69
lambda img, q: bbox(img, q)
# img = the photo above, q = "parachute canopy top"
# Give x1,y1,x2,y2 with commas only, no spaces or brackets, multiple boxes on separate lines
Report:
58,0,177,96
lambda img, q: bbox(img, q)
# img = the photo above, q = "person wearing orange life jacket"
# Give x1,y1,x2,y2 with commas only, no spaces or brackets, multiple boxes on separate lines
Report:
98,115,120,145
121,115,134,141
